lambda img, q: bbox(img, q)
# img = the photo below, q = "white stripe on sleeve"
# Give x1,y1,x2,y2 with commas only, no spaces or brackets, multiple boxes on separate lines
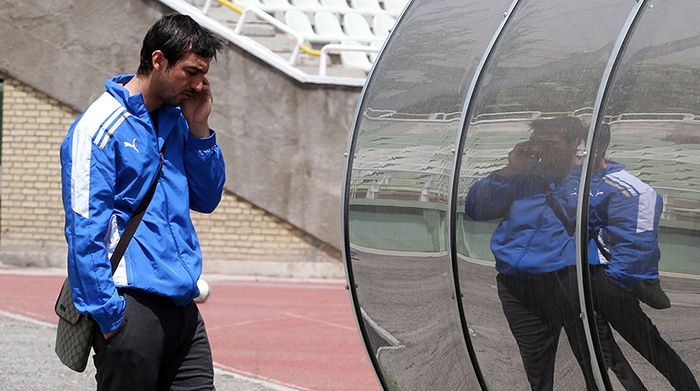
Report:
71,93,122,218
606,170,656,233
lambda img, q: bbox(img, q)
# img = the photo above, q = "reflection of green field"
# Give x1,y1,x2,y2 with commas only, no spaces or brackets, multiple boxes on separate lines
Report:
348,199,699,275
349,201,446,253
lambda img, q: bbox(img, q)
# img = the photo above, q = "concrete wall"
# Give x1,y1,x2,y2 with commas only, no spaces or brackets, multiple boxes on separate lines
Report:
0,0,361,272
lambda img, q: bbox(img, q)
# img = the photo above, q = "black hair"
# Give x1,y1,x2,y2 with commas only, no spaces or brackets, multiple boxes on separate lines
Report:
530,116,587,144
596,122,611,149
137,14,224,75
592,122,612,166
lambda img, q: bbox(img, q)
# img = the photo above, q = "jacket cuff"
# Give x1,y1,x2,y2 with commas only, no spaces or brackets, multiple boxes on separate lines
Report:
91,296,126,334
187,129,217,150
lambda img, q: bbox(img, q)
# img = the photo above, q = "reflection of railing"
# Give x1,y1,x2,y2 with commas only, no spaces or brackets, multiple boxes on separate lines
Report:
361,107,599,124
349,169,452,202
473,111,542,122
610,112,697,122
363,108,463,122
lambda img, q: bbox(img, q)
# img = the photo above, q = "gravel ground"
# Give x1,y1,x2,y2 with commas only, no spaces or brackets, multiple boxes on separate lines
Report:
0,314,290,391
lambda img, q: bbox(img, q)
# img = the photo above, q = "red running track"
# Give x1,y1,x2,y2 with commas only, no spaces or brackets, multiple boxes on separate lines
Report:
0,273,379,391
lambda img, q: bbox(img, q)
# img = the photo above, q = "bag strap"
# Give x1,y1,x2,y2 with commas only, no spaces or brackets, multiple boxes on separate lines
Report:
545,192,576,237
593,230,612,261
109,142,166,274
545,189,613,261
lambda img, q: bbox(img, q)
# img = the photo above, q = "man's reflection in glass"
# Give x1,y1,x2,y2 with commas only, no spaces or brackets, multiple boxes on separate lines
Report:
579,124,699,390
465,117,641,390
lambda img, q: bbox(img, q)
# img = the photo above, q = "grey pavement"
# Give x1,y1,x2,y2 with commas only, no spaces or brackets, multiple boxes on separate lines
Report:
0,314,287,391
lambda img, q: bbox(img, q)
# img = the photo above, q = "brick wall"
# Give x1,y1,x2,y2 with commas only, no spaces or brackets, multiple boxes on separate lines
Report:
0,77,341,276
0,78,69,253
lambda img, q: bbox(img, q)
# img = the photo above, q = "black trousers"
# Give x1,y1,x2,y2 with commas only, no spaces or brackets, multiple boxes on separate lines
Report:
591,266,700,391
92,289,215,391
497,268,644,391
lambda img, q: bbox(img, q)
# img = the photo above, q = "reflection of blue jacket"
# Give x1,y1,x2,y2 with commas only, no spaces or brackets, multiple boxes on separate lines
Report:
588,161,662,289
60,75,226,333
547,161,663,288
465,168,600,276
465,161,662,288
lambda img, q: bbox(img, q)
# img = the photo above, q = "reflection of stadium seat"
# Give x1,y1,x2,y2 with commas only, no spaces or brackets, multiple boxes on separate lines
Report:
372,13,396,38
344,12,376,42
606,130,700,223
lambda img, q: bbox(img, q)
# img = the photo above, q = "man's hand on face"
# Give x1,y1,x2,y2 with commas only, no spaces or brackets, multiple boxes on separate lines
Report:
181,77,212,138
500,141,540,176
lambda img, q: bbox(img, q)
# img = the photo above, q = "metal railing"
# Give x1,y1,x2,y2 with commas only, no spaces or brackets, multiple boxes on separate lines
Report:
232,5,306,65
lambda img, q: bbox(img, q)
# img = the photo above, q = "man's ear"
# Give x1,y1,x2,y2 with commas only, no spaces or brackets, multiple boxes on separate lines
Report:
570,138,584,150
152,50,168,72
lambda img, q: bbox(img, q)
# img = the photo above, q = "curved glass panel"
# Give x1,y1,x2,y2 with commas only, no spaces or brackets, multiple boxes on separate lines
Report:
346,0,512,388
455,1,635,389
588,0,700,389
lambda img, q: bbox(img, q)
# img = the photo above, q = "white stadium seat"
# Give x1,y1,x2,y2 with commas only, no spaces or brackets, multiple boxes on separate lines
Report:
314,11,348,42
320,0,352,14
233,0,264,9
343,12,376,43
368,38,383,62
340,39,373,72
382,0,407,16
286,10,323,40
260,0,292,11
350,0,384,15
234,0,294,12
291,0,325,12
372,13,395,38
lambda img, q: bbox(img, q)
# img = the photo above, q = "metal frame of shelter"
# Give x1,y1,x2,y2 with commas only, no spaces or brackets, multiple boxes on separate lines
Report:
343,0,700,389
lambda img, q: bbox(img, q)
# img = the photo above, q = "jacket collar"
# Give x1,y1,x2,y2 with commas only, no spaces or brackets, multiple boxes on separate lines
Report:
105,74,180,146
570,160,625,179
105,74,149,117
595,160,625,178
105,74,180,115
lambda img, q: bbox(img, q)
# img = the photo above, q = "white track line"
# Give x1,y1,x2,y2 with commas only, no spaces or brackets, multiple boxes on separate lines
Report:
213,362,314,391
0,267,66,276
284,312,356,332
0,309,56,328
206,315,289,332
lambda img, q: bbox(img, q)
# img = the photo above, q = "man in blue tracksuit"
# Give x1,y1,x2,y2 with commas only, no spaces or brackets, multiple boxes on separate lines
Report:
465,117,642,390
60,15,225,390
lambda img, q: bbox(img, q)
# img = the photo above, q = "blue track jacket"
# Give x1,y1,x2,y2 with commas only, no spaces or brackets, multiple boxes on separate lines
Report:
465,161,662,289
60,75,226,334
